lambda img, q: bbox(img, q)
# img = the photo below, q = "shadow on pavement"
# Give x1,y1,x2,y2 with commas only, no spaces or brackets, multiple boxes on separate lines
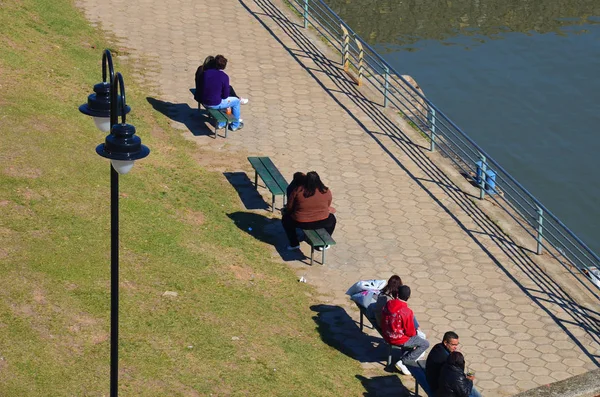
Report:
227,211,313,264
242,0,600,366
146,96,214,137
310,304,388,364
356,374,414,397
223,172,270,211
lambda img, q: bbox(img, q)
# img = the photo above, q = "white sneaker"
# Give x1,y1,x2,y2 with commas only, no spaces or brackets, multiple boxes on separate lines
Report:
315,245,330,251
395,360,411,376
240,97,249,105
287,245,300,251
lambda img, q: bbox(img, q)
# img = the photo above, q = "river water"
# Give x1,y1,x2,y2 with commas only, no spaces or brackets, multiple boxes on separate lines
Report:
324,0,600,254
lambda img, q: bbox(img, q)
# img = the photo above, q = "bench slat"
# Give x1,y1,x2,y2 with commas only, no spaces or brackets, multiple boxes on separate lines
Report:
248,157,284,196
258,157,288,193
304,229,326,246
207,108,229,124
315,228,336,246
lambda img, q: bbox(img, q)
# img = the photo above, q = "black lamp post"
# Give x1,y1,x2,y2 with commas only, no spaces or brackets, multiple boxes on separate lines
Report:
79,50,149,397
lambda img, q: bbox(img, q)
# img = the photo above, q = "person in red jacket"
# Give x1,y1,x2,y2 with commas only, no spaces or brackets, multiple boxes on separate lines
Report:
381,285,429,375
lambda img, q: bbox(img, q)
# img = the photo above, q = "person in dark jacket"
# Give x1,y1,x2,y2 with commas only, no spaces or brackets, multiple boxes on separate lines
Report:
426,332,481,397
200,55,247,131
436,352,475,397
195,55,243,102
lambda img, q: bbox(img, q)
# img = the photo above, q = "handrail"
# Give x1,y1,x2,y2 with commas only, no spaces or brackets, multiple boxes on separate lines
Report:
286,0,600,294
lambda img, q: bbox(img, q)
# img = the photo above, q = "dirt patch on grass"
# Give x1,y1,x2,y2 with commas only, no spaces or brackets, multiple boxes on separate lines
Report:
228,264,265,282
190,147,250,173
3,165,43,179
178,208,205,226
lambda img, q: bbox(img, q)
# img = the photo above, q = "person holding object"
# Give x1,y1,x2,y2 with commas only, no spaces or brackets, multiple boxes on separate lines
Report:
436,351,478,397
427,332,481,397
282,171,336,251
380,285,429,375
200,55,247,131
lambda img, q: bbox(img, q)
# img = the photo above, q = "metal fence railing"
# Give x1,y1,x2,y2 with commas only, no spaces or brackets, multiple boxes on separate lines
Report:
286,0,600,295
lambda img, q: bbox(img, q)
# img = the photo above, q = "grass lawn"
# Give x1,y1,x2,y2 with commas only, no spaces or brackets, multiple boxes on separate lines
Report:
0,0,366,395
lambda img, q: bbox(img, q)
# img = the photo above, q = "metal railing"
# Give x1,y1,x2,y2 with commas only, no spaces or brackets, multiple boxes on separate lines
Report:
286,0,600,294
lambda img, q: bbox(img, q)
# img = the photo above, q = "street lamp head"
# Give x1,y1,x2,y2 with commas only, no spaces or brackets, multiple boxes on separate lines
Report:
79,49,130,132
97,123,150,174
79,82,131,132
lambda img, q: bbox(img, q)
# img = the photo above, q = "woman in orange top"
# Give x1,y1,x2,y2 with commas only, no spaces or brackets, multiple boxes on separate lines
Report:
282,171,336,250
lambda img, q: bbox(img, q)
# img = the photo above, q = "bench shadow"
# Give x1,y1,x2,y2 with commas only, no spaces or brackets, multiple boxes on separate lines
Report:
223,172,270,211
146,96,214,137
310,304,389,365
356,374,414,397
227,211,309,263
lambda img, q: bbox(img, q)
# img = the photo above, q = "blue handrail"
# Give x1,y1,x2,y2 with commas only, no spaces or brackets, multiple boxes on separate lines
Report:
286,0,600,294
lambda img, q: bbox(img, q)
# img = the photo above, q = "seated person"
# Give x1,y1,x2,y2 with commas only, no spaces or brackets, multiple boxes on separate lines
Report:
370,275,425,339
199,55,245,131
426,332,481,397
282,171,336,251
371,274,403,326
286,172,306,199
380,285,429,375
436,352,478,397
195,55,245,102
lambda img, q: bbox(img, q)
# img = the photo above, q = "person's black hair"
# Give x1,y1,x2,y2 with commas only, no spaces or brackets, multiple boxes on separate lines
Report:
381,275,403,298
446,351,465,371
292,172,305,184
203,55,215,70
443,331,459,343
303,171,328,198
398,285,411,301
214,54,228,70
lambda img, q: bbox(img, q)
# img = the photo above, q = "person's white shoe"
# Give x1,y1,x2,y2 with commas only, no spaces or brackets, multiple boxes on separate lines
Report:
395,360,411,376
240,97,249,105
315,245,330,251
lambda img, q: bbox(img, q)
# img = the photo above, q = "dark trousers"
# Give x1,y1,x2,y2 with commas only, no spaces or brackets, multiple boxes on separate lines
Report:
282,213,336,246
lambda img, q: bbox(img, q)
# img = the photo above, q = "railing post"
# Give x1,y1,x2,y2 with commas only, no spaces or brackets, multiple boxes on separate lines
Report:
536,205,544,255
383,66,389,108
478,154,487,200
303,0,308,28
429,107,436,152
355,38,364,86
340,24,349,72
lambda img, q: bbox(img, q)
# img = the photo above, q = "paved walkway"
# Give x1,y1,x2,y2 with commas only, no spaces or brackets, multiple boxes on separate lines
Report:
76,0,599,395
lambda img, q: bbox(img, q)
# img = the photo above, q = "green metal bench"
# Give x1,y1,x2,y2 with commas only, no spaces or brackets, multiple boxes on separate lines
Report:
247,156,288,212
303,228,336,265
190,88,238,138
205,108,237,138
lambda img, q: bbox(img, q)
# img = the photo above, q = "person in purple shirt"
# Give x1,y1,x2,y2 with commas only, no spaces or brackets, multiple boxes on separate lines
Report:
200,55,246,131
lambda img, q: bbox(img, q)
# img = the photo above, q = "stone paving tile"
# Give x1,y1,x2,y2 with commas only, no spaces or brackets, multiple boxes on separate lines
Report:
76,0,599,395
